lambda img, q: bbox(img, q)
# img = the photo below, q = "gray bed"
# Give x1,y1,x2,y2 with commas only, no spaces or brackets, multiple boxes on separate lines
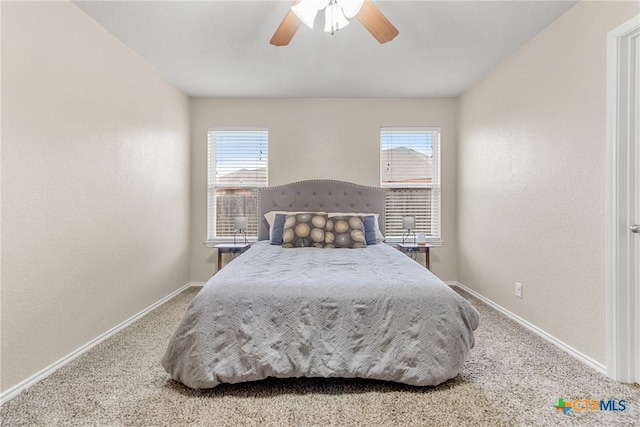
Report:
162,180,479,389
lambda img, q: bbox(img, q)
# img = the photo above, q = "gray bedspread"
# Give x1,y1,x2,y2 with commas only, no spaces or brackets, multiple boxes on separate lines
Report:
162,242,479,389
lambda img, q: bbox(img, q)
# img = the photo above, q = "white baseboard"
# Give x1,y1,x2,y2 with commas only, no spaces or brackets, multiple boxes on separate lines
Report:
0,282,199,405
447,281,607,375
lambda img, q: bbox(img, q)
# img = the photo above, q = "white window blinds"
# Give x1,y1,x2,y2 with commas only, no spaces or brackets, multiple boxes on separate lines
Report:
380,127,441,240
207,129,268,240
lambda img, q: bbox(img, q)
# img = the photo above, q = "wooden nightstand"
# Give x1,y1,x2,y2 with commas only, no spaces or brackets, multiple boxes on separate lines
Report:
397,243,433,270
215,243,250,272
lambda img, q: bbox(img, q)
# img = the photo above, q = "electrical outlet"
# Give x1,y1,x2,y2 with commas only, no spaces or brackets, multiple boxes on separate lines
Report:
515,282,523,298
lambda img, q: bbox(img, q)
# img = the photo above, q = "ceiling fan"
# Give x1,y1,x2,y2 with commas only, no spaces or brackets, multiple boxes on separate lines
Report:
270,0,399,46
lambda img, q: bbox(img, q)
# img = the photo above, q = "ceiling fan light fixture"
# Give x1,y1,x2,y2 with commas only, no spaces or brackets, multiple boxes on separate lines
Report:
273,0,398,46
324,1,350,33
291,0,329,29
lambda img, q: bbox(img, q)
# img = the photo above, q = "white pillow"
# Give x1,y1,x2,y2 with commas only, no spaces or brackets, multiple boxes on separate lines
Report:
327,212,385,241
264,211,326,239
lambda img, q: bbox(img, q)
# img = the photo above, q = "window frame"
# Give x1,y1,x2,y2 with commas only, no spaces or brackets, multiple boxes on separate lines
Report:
380,126,442,244
206,128,268,246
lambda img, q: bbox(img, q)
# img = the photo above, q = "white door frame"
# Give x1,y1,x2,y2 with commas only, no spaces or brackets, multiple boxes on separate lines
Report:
606,14,640,384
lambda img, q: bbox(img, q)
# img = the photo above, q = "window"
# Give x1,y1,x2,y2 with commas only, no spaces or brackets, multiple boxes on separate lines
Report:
207,129,268,241
380,127,441,241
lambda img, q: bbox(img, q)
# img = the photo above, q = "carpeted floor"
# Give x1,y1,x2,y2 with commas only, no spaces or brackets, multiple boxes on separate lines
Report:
1,286,639,426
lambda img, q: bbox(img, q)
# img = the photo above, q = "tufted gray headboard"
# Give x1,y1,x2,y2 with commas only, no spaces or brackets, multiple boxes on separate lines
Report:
259,180,385,241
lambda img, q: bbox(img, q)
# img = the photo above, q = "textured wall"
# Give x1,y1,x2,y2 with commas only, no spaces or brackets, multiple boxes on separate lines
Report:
1,2,191,392
457,1,639,364
189,98,458,282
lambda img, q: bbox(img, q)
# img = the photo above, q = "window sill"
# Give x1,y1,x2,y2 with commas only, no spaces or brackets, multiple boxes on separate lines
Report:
384,238,444,247
204,238,258,248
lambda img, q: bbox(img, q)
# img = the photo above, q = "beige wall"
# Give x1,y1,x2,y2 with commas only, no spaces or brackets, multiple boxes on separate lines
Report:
1,2,191,392
190,98,458,282
457,1,639,365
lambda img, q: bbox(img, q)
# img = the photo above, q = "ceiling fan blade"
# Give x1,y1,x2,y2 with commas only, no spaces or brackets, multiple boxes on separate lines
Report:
270,2,302,46
356,0,399,44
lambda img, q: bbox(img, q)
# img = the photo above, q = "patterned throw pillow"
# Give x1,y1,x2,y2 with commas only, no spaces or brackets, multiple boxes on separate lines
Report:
282,213,327,248
324,216,367,248
328,212,384,241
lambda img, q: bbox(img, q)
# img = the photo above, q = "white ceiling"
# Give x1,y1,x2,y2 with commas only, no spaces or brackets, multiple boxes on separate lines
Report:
73,0,577,98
